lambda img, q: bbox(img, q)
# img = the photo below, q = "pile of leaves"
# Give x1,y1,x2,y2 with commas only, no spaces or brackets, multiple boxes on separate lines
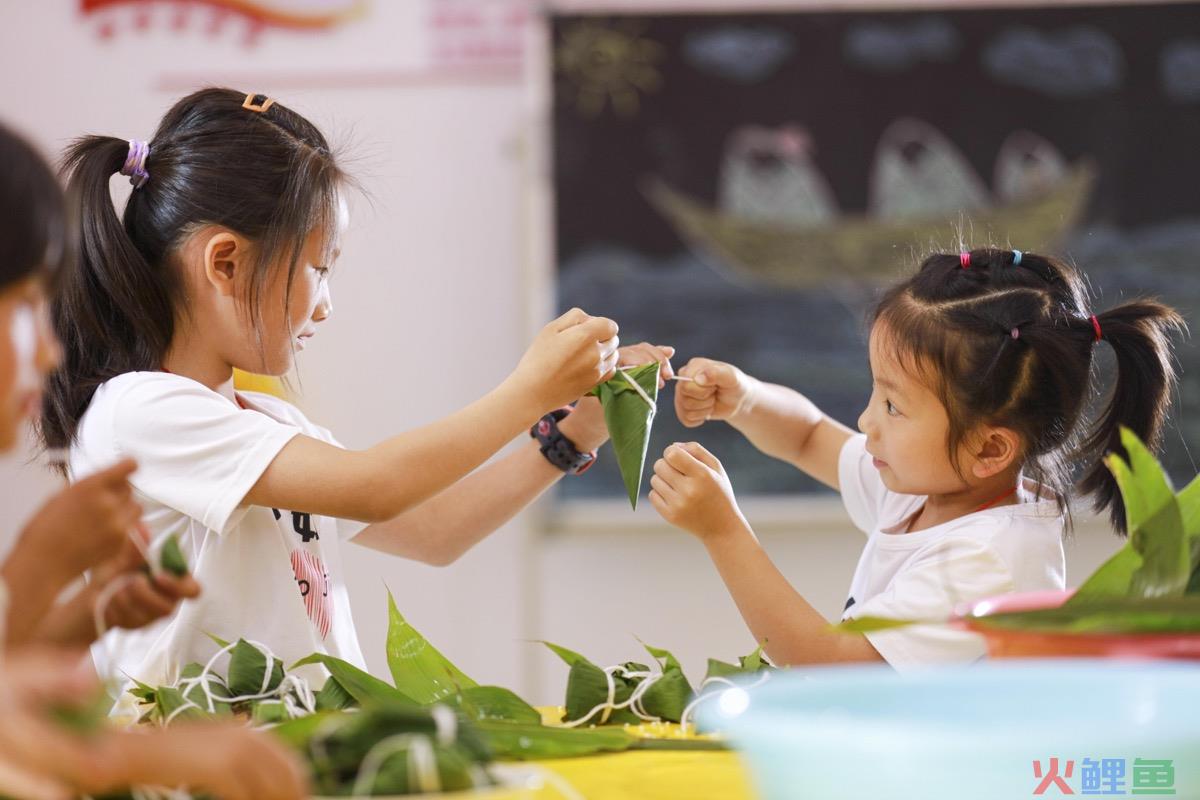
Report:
123,593,743,796
544,640,773,728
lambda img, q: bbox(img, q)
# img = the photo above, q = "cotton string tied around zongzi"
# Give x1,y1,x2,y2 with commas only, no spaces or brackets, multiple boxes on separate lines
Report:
167,639,317,724
561,664,668,728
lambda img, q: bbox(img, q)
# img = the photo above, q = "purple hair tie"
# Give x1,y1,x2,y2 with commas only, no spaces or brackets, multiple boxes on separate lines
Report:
120,139,150,189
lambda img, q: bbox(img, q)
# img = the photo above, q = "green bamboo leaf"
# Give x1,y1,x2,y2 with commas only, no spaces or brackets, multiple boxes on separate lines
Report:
155,686,210,724
833,615,925,634
739,645,769,672
178,662,233,715
226,639,284,697
590,363,660,509
203,632,231,649
314,676,357,711
1070,547,1143,602
642,642,683,674
541,641,594,668
704,658,742,681
563,661,639,726
386,590,477,704
1128,494,1189,598
292,653,416,707
159,534,188,577
1114,426,1176,532
455,686,541,725
972,596,1200,634
1176,473,1200,593
476,720,636,760
639,669,693,723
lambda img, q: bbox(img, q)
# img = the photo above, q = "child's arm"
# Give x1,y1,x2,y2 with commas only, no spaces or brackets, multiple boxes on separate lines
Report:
650,442,883,666
244,309,619,523
354,344,675,564
675,358,853,490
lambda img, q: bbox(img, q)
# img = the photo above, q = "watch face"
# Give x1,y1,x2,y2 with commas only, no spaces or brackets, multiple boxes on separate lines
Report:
537,419,552,436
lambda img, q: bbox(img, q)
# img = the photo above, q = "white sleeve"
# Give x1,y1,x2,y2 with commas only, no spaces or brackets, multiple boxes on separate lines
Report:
851,537,1016,671
109,376,301,535
838,434,888,535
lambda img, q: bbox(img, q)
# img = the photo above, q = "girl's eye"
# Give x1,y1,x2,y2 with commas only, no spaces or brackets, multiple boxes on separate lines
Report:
885,399,900,416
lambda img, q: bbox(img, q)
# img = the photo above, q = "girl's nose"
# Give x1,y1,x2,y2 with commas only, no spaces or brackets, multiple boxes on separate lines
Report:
857,405,873,436
313,285,333,323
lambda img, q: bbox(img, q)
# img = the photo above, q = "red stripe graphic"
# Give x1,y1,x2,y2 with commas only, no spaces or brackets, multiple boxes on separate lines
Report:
290,549,332,639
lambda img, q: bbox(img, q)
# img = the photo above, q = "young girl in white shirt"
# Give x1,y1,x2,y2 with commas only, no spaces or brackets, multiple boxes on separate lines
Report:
650,247,1182,669
44,88,672,703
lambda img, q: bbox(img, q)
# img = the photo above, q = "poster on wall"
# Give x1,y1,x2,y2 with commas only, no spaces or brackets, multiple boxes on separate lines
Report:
550,3,1200,501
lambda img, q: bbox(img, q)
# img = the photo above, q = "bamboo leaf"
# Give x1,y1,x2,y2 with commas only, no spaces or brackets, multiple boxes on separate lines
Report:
590,363,660,508
970,596,1200,634
642,642,682,673
476,720,636,760
159,534,189,577
639,669,693,723
314,676,357,711
541,641,594,668
833,615,925,634
226,639,284,697
455,686,541,725
563,661,639,726
386,590,477,704
1128,498,1190,598
292,653,416,707
155,686,210,724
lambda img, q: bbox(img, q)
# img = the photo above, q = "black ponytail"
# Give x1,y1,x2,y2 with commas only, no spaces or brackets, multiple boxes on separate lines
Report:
42,87,347,452
1077,301,1186,533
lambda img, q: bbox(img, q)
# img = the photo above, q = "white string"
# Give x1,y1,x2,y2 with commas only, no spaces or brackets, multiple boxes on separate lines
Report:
678,672,772,734
162,639,316,725
351,733,460,797
616,368,657,412
559,665,667,728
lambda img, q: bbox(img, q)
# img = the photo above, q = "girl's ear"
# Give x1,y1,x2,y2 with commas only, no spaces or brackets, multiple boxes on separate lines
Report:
201,229,249,297
970,425,1022,480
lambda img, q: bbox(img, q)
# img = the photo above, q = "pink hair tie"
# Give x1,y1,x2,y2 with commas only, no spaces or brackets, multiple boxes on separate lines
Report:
1090,315,1103,342
1011,327,1020,340
959,251,971,269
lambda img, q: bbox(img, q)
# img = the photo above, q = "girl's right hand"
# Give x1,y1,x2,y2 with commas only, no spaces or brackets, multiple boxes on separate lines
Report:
675,358,757,428
510,308,620,413
20,459,142,581
92,724,308,800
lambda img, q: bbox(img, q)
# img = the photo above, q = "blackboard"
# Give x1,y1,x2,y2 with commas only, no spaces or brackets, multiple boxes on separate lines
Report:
551,3,1200,500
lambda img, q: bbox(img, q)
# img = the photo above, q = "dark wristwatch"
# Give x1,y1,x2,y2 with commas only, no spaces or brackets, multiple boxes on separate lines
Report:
531,407,597,476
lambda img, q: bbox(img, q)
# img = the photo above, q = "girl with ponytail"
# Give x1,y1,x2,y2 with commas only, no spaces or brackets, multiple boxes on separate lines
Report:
648,247,1183,669
46,87,669,710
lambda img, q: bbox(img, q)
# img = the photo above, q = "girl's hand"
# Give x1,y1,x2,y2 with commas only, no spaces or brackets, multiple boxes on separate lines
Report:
92,724,309,800
0,651,110,800
92,526,201,631
559,342,676,452
509,308,620,414
675,358,756,429
19,459,142,582
649,442,749,541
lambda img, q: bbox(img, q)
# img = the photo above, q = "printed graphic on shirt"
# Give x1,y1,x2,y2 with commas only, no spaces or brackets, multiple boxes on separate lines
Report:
272,508,320,542
290,549,332,639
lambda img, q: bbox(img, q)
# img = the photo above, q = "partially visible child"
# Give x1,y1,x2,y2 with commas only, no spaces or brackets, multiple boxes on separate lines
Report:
0,120,307,800
651,248,1182,669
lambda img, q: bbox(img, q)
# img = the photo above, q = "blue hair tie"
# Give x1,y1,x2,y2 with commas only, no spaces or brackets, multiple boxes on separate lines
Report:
1011,249,1023,266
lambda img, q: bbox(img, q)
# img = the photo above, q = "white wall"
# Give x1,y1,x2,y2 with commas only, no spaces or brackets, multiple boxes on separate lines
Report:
0,0,1125,705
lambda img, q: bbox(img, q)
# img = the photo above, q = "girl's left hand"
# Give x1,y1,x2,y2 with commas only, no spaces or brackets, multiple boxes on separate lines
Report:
649,442,748,541
93,529,201,631
559,342,675,453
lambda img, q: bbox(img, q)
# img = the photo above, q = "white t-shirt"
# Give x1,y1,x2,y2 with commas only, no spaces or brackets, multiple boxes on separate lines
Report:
70,372,366,708
837,434,1066,670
